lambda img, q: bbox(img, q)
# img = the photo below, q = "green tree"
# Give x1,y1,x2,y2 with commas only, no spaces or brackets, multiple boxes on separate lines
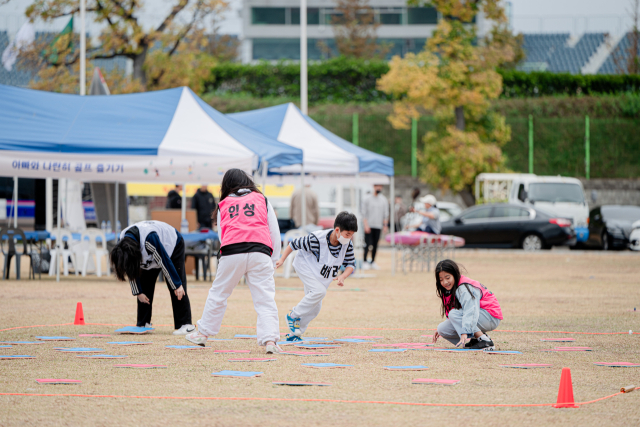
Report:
377,0,518,193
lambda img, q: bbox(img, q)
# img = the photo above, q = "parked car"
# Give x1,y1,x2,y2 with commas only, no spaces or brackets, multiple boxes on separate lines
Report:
584,205,640,250
629,220,640,251
476,173,589,245
440,203,575,250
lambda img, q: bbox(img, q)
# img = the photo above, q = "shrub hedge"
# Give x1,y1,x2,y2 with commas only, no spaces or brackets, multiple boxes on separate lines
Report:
499,70,640,98
206,59,640,102
206,57,391,103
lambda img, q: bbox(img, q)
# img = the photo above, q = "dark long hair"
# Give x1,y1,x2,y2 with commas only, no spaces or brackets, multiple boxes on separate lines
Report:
212,168,263,221
110,237,142,282
435,259,473,317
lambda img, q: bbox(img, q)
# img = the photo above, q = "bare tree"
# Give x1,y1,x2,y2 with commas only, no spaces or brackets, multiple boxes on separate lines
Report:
318,0,390,59
613,0,640,74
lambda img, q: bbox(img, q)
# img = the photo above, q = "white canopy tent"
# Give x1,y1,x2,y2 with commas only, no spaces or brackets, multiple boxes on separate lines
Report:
230,103,397,274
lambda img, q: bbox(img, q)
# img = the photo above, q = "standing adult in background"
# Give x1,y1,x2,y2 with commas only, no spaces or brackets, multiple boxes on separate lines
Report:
362,184,389,270
192,185,217,230
412,194,441,234
394,196,407,232
166,184,182,209
411,188,421,209
291,185,319,228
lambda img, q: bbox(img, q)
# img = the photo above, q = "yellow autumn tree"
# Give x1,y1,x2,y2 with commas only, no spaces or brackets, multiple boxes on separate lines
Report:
14,0,236,93
377,0,519,193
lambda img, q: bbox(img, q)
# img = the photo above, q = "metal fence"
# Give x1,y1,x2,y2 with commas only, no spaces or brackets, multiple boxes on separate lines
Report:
311,113,640,179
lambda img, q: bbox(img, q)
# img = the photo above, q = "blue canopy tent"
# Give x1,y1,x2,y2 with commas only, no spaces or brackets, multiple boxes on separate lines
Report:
0,84,303,280
229,103,394,177
229,103,398,274
0,85,303,182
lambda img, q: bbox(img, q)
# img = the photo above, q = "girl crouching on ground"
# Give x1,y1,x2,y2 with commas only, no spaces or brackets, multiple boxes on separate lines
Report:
432,259,503,350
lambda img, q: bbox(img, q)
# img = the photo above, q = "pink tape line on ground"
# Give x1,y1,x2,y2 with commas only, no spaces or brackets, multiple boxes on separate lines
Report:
1,323,638,336
0,392,623,408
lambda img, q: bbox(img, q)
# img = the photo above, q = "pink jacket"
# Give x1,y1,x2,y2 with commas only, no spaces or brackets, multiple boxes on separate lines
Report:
443,275,503,320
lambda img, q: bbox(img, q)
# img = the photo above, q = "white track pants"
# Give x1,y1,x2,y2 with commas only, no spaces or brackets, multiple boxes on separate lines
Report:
290,266,328,335
196,252,280,346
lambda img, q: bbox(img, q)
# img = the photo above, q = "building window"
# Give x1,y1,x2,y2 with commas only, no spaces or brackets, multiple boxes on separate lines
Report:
252,7,286,25
407,7,438,25
252,38,327,60
252,38,427,61
291,8,320,25
253,38,299,60
379,8,403,25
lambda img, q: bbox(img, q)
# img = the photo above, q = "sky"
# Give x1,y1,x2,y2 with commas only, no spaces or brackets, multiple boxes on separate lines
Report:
0,0,635,36
508,0,633,35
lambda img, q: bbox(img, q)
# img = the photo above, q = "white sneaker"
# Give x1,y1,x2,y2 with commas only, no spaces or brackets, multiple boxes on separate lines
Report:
362,262,371,271
186,331,208,346
266,342,283,354
173,324,196,335
144,323,152,328
370,262,380,270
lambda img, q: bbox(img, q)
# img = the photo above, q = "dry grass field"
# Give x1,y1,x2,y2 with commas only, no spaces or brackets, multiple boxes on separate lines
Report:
1,249,639,426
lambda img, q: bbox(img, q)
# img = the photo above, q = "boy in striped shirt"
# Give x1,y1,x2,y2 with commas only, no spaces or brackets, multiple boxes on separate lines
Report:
275,212,357,341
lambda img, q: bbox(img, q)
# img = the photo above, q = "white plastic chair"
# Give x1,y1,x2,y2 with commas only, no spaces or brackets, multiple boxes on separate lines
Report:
49,229,78,276
81,229,110,277
281,229,307,279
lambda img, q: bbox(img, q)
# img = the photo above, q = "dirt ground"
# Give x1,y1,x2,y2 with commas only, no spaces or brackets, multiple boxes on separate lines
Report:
0,249,639,426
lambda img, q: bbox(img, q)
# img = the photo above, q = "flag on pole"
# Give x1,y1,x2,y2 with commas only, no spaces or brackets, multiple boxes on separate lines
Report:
2,21,35,71
43,17,74,64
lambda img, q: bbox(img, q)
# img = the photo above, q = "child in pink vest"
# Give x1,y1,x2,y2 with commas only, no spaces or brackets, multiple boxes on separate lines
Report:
186,169,282,354
432,259,503,350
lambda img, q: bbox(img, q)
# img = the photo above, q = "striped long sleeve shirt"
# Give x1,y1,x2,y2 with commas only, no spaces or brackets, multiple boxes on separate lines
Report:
290,231,355,268
124,228,182,296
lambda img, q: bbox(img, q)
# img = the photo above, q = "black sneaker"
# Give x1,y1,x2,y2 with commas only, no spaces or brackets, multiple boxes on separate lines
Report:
464,338,479,348
466,338,495,350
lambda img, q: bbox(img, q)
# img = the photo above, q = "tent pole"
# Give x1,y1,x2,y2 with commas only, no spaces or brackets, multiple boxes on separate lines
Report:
261,161,268,193
181,183,187,224
114,182,119,239
13,177,18,228
64,178,68,229
336,183,343,213
301,165,306,230
355,173,362,274
46,178,53,232
56,179,63,282
390,175,396,276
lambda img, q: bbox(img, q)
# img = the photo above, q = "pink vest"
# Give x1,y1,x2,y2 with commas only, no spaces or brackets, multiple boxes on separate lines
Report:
218,191,273,252
443,275,503,320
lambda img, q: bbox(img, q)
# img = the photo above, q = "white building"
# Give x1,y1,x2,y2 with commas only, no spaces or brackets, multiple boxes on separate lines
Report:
240,0,442,63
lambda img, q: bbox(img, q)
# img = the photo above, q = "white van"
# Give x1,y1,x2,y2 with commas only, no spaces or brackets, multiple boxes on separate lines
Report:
475,173,589,244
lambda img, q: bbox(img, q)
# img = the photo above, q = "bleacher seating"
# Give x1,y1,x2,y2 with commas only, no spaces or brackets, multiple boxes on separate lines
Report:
519,33,607,74
598,32,639,74
547,33,605,73
0,31,34,87
521,33,570,64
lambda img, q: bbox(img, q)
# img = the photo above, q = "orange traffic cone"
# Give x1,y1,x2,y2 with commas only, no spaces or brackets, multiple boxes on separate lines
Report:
74,302,85,325
553,367,579,408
